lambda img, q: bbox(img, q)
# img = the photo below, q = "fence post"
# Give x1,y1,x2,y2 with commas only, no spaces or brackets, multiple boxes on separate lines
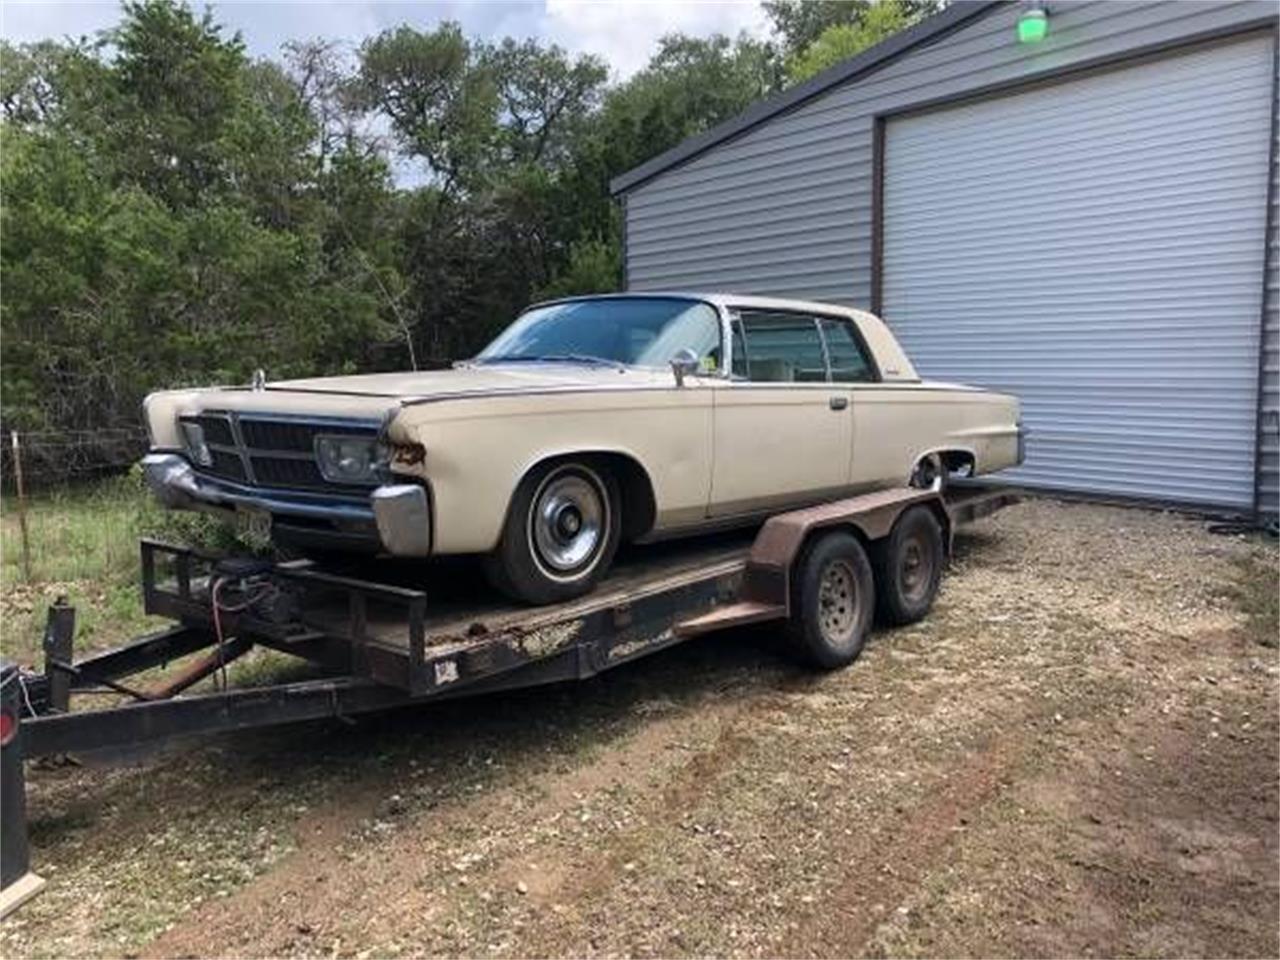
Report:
10,432,32,583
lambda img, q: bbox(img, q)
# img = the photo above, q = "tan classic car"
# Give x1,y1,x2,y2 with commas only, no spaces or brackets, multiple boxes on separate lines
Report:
142,294,1024,603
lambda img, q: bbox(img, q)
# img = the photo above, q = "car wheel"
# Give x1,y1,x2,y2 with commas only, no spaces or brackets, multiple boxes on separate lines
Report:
875,504,944,627
909,453,945,491
786,531,875,670
486,459,621,605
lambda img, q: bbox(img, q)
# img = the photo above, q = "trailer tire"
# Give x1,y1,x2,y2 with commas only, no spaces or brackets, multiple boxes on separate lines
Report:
787,531,875,669
876,505,944,627
486,458,621,605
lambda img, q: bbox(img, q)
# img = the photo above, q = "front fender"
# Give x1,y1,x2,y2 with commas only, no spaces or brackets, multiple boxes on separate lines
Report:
386,393,712,554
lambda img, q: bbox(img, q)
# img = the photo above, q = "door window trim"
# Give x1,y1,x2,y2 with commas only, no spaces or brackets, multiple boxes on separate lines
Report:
726,307,882,384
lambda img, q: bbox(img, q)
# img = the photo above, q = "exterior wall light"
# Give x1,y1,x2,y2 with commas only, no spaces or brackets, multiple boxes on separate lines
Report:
1017,2,1050,43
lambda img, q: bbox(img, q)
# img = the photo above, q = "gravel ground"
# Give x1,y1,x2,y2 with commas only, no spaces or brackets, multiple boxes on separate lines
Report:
1,498,1276,958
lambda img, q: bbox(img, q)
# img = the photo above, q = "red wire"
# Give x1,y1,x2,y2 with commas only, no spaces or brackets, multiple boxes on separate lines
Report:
209,577,277,692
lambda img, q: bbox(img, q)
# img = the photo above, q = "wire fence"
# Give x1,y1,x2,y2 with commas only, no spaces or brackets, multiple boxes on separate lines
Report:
0,427,149,491
1,429,151,586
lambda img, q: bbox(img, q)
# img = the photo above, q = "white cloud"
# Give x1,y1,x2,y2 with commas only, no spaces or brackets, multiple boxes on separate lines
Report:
2,1,771,78
1,1,119,45
541,0,769,79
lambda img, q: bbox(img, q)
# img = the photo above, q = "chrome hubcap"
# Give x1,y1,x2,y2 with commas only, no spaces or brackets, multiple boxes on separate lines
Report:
818,559,858,643
530,470,606,575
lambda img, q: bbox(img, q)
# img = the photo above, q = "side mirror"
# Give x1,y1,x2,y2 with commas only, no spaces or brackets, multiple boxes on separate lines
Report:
669,348,700,388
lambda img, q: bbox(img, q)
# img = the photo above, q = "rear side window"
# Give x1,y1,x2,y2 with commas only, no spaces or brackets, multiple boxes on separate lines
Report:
820,318,875,383
736,311,828,383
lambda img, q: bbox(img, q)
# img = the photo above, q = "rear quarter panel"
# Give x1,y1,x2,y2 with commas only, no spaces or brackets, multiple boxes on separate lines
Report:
852,384,1020,485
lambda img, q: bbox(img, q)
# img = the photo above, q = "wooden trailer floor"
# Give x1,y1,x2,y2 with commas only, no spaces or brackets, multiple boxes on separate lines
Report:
303,531,757,651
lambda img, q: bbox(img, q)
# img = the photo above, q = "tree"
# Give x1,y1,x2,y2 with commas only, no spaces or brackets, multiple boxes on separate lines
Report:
0,0,400,442
786,0,923,84
0,40,88,127
485,38,607,168
108,0,249,208
283,38,367,169
765,0,942,82
534,32,782,298
0,0,934,465
764,0,877,58
354,23,498,198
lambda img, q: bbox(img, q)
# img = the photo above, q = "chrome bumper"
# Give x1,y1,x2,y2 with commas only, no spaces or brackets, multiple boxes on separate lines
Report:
141,453,431,557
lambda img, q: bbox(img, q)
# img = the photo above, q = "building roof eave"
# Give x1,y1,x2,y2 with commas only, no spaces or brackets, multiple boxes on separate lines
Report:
609,0,1002,197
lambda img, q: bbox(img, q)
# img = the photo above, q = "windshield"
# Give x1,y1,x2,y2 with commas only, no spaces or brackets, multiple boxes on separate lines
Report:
476,297,723,372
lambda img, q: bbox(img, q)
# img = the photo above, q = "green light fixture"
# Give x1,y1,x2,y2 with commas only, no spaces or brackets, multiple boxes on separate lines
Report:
1017,2,1049,43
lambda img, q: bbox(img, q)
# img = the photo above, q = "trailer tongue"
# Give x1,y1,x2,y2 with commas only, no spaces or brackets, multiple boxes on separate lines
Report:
0,482,1017,917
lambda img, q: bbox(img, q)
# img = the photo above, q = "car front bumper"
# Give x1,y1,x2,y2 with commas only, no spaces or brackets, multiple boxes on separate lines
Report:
141,453,431,557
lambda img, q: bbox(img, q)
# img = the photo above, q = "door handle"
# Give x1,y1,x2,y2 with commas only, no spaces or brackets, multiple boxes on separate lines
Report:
829,396,848,411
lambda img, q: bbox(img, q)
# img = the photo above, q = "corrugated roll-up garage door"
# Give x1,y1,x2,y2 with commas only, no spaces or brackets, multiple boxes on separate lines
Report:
882,36,1273,509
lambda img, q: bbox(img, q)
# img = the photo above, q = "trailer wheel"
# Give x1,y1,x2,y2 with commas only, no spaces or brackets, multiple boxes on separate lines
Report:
876,504,944,627
787,531,875,669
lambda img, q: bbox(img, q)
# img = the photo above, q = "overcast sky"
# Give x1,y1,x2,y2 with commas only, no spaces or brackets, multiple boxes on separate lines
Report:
1,1,772,80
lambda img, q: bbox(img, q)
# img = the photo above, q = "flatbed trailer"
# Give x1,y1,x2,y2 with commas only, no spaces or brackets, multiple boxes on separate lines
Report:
0,482,1017,917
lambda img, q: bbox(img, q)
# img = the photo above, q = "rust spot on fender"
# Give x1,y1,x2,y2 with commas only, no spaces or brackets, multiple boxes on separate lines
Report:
391,442,426,467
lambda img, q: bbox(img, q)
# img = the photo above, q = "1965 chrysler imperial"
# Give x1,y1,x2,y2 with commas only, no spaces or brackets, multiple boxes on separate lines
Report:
142,294,1024,603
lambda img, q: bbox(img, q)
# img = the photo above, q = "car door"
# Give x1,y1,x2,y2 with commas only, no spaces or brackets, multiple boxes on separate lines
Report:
708,309,853,517
817,314,886,486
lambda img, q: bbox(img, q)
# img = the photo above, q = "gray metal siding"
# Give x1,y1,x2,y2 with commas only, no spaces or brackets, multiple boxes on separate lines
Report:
626,1,1276,305
624,0,1278,513
882,36,1273,510
1260,36,1280,514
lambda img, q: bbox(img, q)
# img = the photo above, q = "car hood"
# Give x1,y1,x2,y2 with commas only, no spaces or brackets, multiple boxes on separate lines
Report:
266,363,670,399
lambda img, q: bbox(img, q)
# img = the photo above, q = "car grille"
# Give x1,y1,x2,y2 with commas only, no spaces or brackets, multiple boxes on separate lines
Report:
180,412,381,493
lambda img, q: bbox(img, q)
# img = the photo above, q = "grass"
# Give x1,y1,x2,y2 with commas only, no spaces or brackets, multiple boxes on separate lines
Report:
1228,551,1280,647
0,471,247,663
2,475,143,586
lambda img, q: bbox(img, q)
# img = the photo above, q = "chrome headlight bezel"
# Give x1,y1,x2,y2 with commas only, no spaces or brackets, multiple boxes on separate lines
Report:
180,421,213,467
313,434,389,485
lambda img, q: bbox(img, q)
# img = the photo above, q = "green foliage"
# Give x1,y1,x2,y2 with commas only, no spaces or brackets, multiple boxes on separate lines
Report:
786,0,920,84
108,0,250,208
764,0,941,61
764,0,877,58
1,0,401,437
596,33,782,172
536,233,622,300
355,23,499,197
1,0,923,448
485,37,608,167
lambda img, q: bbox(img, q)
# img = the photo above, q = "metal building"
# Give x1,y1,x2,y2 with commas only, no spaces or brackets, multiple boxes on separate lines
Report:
611,0,1279,516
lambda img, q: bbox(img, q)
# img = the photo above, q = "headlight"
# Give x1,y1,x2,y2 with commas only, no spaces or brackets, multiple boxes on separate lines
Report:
180,421,213,467
314,435,388,484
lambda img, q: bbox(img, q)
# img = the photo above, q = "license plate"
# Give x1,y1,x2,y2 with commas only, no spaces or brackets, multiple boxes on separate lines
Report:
235,505,273,547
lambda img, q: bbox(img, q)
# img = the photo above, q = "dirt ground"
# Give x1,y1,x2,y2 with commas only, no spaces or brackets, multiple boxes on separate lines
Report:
2,499,1277,959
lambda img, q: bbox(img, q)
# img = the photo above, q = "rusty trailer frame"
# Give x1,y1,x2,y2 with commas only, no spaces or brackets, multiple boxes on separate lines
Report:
0,482,1017,917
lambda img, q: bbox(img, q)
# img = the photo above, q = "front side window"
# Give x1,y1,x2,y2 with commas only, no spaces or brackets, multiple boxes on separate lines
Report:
735,311,828,383
477,297,723,372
